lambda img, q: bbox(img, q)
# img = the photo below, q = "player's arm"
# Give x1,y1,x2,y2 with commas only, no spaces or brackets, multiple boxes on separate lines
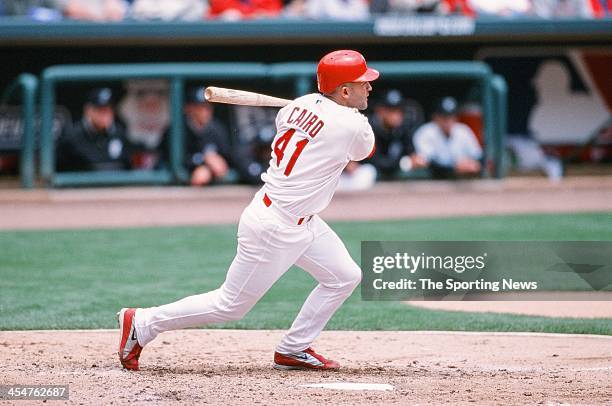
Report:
347,116,376,162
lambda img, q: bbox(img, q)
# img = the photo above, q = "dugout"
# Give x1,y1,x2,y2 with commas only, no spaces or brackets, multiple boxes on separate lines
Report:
31,61,505,188
0,16,610,188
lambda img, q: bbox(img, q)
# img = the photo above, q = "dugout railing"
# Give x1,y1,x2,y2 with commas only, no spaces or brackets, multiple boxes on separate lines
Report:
1,73,38,189
38,63,270,187
29,61,506,188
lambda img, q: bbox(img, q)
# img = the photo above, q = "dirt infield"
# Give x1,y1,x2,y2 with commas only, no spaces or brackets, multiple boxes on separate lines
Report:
1,329,611,405
408,292,612,318
2,177,611,404
2,176,612,230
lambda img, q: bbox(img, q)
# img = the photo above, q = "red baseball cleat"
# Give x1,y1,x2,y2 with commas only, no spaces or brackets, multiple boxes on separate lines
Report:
273,347,340,370
117,308,143,371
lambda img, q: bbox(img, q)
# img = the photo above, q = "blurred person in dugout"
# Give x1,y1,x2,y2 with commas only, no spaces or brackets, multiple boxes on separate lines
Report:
230,105,278,185
118,79,170,169
232,122,274,185
336,160,377,192
57,88,133,171
367,89,427,178
160,86,233,186
413,96,483,179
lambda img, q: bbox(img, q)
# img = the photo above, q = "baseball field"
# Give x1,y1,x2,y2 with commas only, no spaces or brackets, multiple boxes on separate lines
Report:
1,177,611,404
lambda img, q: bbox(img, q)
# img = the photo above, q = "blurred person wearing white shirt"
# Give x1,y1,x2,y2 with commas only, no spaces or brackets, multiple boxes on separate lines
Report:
413,96,482,179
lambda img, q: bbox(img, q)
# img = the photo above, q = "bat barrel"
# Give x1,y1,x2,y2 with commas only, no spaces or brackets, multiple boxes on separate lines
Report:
204,86,291,107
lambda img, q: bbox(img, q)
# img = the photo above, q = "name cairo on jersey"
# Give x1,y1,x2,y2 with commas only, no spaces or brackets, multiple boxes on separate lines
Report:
286,106,325,138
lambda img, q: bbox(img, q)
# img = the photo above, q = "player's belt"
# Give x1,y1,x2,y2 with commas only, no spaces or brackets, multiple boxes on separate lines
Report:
263,193,313,225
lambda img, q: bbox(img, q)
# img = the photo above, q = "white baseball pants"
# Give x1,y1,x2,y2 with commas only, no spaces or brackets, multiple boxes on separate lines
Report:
134,189,362,354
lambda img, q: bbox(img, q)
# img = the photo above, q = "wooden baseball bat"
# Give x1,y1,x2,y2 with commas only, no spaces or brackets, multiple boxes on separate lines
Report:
204,86,292,107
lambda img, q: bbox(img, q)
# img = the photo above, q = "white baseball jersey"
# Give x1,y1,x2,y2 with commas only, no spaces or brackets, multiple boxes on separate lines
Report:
261,93,375,216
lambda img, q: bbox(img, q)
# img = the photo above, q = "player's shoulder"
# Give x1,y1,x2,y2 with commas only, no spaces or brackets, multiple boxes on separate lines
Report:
350,109,372,130
283,93,371,132
279,93,321,115
292,93,360,116
291,93,322,106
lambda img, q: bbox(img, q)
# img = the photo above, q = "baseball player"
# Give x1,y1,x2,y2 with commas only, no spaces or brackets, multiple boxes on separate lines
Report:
118,50,379,371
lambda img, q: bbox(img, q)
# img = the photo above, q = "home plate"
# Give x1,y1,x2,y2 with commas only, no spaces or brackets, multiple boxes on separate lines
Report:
300,383,394,391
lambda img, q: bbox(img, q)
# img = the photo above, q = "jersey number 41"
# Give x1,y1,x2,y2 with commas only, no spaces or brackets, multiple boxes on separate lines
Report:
273,129,309,177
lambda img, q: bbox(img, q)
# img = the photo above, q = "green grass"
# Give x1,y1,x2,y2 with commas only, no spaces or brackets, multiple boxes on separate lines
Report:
1,212,611,333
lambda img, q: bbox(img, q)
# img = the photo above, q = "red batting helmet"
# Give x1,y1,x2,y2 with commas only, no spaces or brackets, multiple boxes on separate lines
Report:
317,50,380,94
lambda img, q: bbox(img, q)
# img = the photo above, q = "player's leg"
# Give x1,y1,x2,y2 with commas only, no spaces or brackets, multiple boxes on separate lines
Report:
133,202,310,348
276,216,361,355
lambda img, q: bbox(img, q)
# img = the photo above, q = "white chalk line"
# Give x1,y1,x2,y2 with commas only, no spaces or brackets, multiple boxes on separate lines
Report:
300,383,394,391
